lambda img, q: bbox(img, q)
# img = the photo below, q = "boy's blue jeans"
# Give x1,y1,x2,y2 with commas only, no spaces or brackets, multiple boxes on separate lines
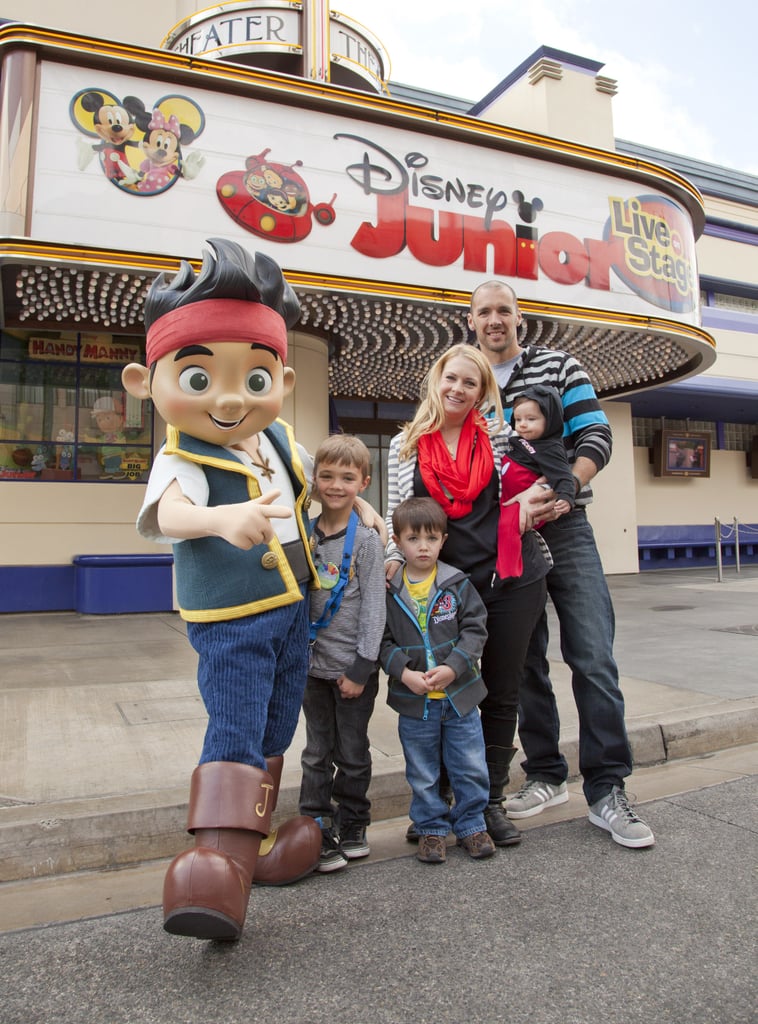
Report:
398,698,488,839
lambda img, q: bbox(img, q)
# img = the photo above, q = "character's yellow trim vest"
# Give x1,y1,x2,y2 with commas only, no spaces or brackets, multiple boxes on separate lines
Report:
164,419,318,622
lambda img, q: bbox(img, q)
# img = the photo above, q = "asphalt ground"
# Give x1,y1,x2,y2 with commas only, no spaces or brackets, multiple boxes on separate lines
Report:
0,772,755,1024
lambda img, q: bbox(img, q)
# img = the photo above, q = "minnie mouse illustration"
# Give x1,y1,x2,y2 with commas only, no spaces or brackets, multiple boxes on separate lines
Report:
137,108,204,193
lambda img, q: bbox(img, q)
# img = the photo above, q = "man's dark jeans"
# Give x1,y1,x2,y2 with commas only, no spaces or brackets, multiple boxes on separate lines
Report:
517,508,633,805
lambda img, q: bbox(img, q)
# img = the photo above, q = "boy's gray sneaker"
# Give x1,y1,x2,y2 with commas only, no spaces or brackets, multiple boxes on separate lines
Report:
316,825,348,872
340,822,370,859
588,786,655,848
505,780,569,818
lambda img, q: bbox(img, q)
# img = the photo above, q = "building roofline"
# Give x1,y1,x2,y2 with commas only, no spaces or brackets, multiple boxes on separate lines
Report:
468,47,605,116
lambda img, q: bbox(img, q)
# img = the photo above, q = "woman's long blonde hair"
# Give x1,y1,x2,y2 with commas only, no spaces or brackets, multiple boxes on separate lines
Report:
399,343,504,459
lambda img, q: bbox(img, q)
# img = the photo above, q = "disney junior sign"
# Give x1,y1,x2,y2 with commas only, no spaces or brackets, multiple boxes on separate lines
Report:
335,133,698,314
33,60,701,320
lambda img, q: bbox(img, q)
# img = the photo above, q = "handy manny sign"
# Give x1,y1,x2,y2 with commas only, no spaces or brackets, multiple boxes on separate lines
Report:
34,60,700,321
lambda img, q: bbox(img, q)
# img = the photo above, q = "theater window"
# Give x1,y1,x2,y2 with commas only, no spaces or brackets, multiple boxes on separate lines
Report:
0,329,153,482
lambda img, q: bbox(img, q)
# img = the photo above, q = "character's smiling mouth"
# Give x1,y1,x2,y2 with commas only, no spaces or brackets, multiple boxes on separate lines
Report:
210,414,245,430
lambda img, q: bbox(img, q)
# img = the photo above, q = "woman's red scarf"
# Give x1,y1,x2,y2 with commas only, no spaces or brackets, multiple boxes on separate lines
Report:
417,411,495,519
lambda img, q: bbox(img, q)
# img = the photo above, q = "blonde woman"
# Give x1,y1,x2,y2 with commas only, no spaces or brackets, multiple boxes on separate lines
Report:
385,343,553,848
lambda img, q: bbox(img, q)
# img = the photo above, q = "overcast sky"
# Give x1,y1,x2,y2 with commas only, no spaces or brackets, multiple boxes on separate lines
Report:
336,0,756,176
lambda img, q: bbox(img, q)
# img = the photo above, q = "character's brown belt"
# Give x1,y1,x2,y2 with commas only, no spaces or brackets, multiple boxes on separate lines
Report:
281,539,312,585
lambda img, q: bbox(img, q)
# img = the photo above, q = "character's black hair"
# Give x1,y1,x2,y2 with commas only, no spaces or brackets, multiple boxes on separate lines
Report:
144,237,301,331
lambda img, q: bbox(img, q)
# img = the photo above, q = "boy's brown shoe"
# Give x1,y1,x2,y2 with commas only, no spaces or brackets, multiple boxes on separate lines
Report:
417,834,447,863
457,831,496,859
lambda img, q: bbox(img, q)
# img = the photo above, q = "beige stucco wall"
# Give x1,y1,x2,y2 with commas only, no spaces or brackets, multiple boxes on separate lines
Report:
1,1,193,50
699,326,758,381
697,235,758,286
478,64,616,152
0,481,155,564
634,447,757,527
281,332,330,454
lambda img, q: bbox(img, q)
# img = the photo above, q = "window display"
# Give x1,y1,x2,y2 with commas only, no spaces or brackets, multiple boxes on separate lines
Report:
0,329,153,481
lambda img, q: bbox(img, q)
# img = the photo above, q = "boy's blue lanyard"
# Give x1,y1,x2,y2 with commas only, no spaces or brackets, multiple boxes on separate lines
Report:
309,510,358,645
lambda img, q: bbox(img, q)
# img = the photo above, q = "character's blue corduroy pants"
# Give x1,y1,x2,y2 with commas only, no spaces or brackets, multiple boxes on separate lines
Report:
187,590,310,769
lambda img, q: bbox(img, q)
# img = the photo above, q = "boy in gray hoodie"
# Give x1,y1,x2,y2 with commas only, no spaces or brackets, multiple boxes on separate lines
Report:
381,497,495,864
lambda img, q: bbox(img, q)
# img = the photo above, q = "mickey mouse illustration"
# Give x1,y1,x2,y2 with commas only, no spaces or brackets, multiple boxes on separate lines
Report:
76,92,147,184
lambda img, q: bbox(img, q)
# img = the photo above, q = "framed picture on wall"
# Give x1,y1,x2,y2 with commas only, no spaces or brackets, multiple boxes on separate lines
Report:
652,430,711,478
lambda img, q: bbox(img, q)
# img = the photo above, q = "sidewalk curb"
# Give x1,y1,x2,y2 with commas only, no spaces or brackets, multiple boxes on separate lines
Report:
2,700,757,883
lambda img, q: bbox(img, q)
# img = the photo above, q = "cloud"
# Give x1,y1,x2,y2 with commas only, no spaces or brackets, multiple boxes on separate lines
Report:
336,0,757,174
608,55,719,164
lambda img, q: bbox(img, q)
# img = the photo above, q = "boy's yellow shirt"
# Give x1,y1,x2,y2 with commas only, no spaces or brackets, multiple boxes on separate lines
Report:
403,569,446,698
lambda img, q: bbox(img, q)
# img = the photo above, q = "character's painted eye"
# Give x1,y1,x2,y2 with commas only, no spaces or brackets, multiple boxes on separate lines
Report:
247,368,273,395
178,366,211,394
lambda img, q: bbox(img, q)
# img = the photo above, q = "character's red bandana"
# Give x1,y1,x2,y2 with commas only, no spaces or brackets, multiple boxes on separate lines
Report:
146,299,287,366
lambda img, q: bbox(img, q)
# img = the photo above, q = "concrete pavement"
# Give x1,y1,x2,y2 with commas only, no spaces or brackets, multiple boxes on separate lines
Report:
1,565,757,884
1,569,758,888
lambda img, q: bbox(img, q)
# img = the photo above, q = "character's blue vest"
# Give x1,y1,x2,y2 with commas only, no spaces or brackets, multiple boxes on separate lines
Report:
164,419,317,622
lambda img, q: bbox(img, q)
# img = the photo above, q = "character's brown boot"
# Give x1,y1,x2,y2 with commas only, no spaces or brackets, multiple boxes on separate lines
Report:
163,761,275,941
253,755,322,886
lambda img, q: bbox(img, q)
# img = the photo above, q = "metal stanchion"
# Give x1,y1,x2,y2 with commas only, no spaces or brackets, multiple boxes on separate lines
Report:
715,515,723,582
734,517,741,575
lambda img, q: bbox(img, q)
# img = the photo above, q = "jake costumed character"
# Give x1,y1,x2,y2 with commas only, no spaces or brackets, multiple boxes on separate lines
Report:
122,238,324,941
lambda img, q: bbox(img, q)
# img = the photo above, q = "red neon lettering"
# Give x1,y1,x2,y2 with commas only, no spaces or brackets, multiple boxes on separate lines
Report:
462,217,516,275
584,236,626,290
406,206,463,267
538,232,589,285
351,193,406,257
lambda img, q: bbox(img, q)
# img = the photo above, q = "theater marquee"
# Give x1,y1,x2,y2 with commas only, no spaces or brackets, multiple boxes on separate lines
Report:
32,59,702,325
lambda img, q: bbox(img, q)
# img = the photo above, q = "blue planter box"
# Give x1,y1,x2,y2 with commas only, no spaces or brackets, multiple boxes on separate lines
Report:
73,554,174,614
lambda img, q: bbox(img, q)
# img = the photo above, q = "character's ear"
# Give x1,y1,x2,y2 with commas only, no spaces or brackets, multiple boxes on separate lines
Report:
282,366,295,397
81,92,105,115
122,362,151,399
359,474,371,493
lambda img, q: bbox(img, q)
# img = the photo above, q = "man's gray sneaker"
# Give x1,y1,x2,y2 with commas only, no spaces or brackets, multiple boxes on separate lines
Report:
588,786,655,848
505,780,569,818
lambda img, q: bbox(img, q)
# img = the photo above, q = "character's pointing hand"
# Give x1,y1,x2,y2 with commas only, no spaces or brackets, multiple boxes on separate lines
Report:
157,483,292,549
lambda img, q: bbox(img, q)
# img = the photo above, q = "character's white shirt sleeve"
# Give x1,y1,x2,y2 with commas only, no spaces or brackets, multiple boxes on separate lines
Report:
136,451,208,542
136,436,312,544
